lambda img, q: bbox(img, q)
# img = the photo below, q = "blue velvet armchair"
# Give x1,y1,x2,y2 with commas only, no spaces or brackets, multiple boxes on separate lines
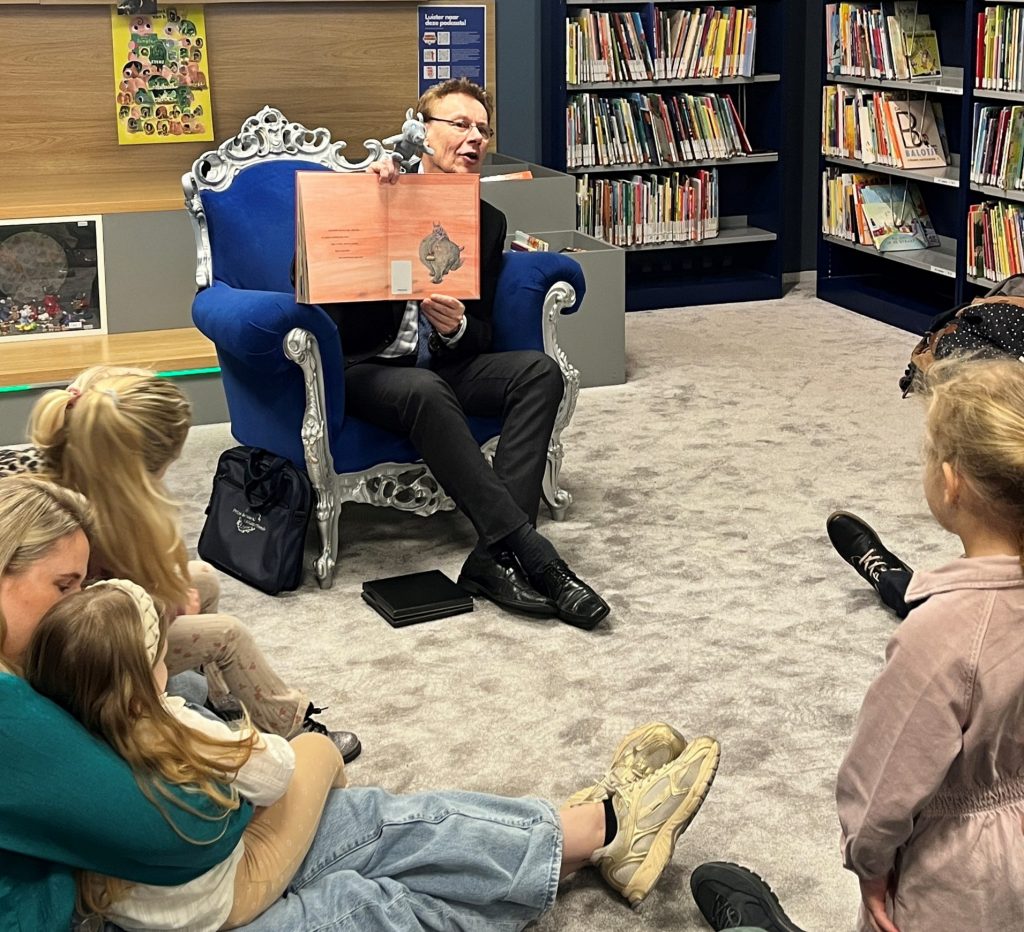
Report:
183,107,585,588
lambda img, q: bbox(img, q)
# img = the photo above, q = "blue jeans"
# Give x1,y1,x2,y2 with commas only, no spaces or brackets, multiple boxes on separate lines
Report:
235,787,562,931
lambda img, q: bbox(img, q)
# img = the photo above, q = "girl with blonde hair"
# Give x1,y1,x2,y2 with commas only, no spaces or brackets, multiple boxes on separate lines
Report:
28,365,361,760
837,356,1024,932
26,579,345,931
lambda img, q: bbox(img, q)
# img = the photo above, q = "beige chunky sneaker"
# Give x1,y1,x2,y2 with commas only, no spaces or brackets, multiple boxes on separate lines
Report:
566,722,688,807
593,735,721,906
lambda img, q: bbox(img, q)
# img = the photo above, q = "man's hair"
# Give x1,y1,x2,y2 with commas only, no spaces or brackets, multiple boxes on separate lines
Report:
416,78,494,125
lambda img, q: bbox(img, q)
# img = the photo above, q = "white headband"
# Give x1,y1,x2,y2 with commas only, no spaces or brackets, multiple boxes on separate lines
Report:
86,578,161,665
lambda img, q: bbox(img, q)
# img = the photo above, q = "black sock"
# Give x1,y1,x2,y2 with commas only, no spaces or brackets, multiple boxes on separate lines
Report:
503,523,559,577
602,796,617,846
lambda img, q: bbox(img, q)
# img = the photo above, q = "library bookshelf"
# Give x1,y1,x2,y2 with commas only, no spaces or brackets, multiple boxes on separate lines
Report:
541,0,787,311
817,1,1024,335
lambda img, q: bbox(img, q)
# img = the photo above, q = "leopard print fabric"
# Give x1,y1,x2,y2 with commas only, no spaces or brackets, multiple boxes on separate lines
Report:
0,445,43,478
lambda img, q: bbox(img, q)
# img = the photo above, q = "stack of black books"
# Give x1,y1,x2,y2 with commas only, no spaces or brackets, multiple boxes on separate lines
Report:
362,570,473,627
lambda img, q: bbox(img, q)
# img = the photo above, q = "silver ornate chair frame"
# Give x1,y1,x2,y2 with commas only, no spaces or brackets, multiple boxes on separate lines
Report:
184,107,580,588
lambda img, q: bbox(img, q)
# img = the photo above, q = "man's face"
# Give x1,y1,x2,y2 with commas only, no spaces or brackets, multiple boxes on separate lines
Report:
421,92,491,174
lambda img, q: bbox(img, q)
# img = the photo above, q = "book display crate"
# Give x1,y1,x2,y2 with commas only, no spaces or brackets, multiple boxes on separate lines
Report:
480,153,577,233
817,1,1024,334
541,0,787,311
518,231,627,387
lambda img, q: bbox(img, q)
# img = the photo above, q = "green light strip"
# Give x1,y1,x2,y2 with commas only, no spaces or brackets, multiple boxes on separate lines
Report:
155,366,222,378
0,368,221,396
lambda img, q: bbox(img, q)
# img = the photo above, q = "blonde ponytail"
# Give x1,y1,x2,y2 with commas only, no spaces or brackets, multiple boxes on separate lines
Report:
30,367,192,608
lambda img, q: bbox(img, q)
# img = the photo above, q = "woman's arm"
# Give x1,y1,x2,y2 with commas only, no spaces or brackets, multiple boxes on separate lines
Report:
0,675,250,885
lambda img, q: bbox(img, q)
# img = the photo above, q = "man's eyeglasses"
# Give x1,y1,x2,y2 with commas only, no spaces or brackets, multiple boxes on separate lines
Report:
426,117,495,139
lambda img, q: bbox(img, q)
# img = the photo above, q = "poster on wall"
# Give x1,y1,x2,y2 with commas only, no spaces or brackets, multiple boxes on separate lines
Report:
0,217,107,341
418,5,486,97
110,6,213,145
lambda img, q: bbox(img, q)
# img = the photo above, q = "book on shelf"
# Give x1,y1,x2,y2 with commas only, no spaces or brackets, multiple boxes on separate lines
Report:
976,5,1024,92
904,30,942,79
821,85,949,169
509,231,550,252
971,104,1024,189
821,168,939,251
576,168,719,248
480,170,535,182
566,6,757,84
294,173,480,304
566,91,753,169
825,2,942,82
967,201,1024,280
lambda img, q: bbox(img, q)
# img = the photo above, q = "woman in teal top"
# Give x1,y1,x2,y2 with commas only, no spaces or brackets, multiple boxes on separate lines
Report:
0,477,250,931
0,474,718,931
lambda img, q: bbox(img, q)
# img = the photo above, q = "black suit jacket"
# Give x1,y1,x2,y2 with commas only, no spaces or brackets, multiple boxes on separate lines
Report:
311,200,507,366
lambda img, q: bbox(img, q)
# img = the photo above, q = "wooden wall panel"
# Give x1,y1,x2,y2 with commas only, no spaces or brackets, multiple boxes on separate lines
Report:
0,1,495,218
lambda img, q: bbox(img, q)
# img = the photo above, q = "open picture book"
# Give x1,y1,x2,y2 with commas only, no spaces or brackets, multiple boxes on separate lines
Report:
295,172,481,304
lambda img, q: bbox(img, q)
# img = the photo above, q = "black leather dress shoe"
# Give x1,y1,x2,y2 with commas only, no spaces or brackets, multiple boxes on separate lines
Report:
458,550,558,616
530,559,609,630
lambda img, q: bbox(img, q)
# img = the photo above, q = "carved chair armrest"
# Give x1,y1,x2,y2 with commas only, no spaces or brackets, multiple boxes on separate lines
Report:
192,282,342,375
491,252,586,354
192,282,346,467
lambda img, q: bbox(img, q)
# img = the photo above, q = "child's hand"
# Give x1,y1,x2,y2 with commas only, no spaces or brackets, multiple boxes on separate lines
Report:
860,874,900,932
183,587,201,616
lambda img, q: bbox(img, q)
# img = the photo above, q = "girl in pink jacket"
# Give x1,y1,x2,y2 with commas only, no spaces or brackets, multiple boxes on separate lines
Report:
836,356,1024,932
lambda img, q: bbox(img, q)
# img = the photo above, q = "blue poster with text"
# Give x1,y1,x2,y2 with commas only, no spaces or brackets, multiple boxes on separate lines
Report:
418,5,486,97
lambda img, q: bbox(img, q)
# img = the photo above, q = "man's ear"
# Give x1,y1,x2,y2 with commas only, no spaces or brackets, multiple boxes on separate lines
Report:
941,461,961,506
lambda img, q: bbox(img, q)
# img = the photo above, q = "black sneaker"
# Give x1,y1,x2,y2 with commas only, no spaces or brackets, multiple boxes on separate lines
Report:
302,704,362,763
826,511,914,613
690,862,805,932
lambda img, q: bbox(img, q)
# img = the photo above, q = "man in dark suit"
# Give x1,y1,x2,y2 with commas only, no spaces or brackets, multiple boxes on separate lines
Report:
319,79,608,629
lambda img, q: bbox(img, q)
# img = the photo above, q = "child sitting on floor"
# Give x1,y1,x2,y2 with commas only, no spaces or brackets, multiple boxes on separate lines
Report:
25,579,345,931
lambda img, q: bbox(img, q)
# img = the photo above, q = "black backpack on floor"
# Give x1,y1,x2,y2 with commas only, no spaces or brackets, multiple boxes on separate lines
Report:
900,274,1024,395
198,446,312,595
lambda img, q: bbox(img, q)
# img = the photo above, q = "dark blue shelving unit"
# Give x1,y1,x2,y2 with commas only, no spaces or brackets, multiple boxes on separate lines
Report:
542,1,788,311
816,1,1024,335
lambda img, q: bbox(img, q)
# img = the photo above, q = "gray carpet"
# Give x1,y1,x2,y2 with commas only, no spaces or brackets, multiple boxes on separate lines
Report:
167,285,951,931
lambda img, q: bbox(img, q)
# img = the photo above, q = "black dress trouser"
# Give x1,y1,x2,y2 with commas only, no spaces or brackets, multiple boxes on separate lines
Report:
343,350,564,547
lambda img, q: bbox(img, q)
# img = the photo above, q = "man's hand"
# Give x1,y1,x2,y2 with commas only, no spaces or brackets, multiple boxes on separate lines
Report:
421,293,465,336
860,874,899,932
368,158,401,185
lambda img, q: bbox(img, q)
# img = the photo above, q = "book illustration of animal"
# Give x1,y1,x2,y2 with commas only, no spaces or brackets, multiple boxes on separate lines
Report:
419,223,464,284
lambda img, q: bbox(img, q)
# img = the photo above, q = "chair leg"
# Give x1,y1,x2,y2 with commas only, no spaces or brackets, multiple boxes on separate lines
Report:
312,485,340,589
541,443,572,521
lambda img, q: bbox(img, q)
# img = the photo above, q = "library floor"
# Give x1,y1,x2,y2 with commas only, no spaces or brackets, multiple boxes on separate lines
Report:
170,284,943,931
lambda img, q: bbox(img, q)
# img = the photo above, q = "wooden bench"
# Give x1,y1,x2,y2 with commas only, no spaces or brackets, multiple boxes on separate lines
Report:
0,328,218,390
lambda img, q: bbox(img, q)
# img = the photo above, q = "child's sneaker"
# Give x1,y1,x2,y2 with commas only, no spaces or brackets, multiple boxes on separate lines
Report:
566,722,688,807
593,735,721,905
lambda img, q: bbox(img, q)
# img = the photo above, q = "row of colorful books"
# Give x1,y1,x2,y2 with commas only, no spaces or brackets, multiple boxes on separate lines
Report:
566,9,654,84
576,170,720,247
566,92,752,169
825,2,942,80
967,201,1024,280
970,104,1024,189
651,5,757,81
976,6,1024,92
821,85,950,169
565,6,757,84
821,169,940,252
